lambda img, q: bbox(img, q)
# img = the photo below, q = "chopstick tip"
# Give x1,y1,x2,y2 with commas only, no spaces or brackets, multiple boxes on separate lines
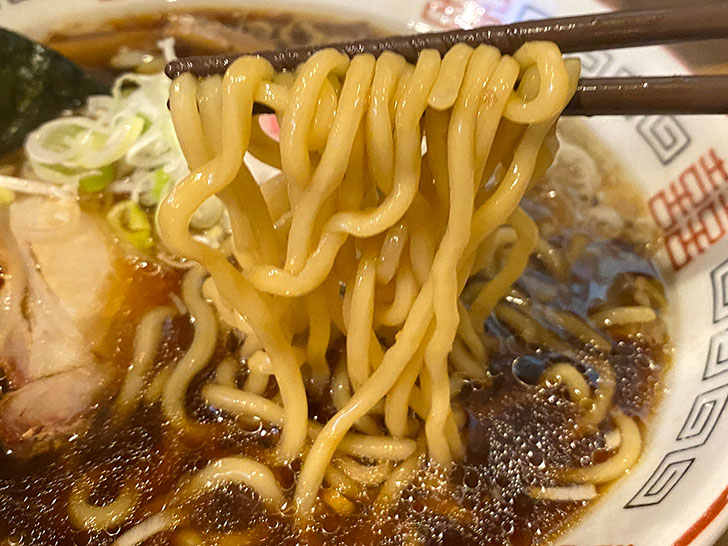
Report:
165,56,235,79
165,59,186,80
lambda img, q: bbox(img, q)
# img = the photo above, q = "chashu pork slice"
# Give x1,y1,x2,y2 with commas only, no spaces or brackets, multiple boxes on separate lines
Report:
0,196,125,454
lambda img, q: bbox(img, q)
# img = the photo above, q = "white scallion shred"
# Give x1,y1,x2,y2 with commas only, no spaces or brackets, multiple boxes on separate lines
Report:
157,37,178,63
0,175,76,200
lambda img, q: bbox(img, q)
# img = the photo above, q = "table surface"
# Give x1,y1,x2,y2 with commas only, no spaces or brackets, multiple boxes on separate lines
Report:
604,1,728,544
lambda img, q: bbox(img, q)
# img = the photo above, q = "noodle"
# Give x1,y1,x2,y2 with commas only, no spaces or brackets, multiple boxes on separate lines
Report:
345,244,377,390
375,436,426,511
423,46,500,466
215,356,241,388
330,359,382,436
112,513,176,546
322,488,356,516
470,207,538,326
376,222,408,285
144,365,173,404
304,288,331,393
366,52,405,195
158,42,586,518
324,464,362,500
561,410,642,484
115,306,174,420
547,308,612,352
183,457,286,509
69,476,138,531
243,350,272,395
541,362,591,407
334,456,392,486
161,266,217,430
202,384,415,461
540,359,618,430
590,305,657,327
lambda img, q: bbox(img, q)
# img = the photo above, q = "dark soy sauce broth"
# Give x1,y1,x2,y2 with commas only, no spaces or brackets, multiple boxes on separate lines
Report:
0,10,670,546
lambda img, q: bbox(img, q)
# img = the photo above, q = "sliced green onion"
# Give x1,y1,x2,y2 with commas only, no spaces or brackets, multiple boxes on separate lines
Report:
31,162,83,186
139,114,153,133
107,200,154,249
0,188,15,205
32,162,115,191
79,165,115,193
152,168,171,201
42,163,79,176
0,174,75,199
25,117,95,165
79,115,145,169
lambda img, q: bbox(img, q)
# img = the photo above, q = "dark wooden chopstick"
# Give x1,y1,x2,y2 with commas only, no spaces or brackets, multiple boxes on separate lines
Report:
165,5,728,78
244,76,728,117
567,75,728,116
165,5,728,116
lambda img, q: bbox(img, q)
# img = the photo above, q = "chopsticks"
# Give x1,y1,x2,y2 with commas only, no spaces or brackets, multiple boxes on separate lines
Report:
568,75,728,116
165,5,728,116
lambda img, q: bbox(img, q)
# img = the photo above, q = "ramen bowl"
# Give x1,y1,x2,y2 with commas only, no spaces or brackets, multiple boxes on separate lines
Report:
2,0,728,545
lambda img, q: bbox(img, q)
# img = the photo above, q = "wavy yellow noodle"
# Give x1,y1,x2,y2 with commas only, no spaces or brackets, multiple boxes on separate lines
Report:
159,42,584,520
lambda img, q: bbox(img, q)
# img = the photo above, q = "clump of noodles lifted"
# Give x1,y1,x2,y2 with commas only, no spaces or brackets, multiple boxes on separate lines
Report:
106,40,644,539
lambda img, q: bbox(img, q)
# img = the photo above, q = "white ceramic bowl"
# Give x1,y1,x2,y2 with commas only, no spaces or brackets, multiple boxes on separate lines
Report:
4,1,728,544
